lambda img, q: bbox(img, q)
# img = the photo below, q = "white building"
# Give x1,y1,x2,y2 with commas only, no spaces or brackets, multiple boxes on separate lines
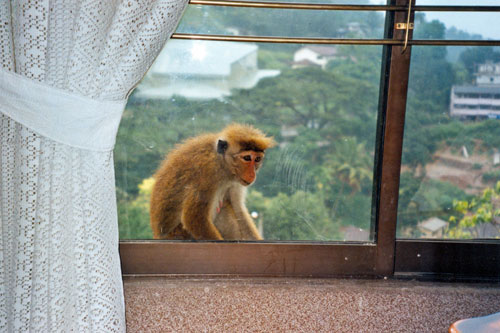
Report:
135,39,280,100
417,217,448,238
292,46,339,69
450,61,500,119
476,62,500,85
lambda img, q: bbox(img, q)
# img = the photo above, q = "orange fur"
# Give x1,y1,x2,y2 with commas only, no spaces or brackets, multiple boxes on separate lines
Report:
150,123,275,240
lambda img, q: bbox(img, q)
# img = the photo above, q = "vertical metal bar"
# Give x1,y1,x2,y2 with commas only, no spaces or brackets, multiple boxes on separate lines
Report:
401,0,412,53
374,0,414,276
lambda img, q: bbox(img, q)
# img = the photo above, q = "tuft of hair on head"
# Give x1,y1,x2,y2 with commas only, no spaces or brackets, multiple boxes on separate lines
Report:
220,123,276,152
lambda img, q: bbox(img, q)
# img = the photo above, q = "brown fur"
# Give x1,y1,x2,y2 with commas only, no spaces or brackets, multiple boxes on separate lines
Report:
150,124,275,240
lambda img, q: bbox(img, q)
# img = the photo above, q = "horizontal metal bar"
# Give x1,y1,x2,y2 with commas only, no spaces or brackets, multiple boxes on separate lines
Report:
189,0,400,11
171,33,500,46
189,0,500,12
414,5,500,12
411,39,500,46
171,33,397,45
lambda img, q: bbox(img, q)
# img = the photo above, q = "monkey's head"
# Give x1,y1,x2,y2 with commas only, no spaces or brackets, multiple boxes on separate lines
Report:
216,124,276,186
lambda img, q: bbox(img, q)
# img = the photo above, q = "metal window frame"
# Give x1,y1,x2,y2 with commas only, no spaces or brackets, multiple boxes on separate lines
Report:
120,0,500,280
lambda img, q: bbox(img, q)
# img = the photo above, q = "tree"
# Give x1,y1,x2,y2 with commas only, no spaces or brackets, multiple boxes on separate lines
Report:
262,191,341,241
318,137,373,229
402,17,456,169
458,47,500,82
323,137,372,195
231,67,376,131
397,177,469,237
448,182,500,239
118,177,155,239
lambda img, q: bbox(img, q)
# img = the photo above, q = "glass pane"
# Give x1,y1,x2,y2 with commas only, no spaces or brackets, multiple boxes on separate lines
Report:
176,5,385,38
417,0,500,6
414,0,500,41
398,41,500,238
414,12,500,41
116,40,382,241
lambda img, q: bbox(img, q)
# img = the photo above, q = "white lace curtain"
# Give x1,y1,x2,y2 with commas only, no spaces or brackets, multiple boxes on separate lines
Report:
0,1,187,331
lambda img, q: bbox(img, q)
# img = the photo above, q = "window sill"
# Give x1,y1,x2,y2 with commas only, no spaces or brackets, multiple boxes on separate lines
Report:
123,276,500,332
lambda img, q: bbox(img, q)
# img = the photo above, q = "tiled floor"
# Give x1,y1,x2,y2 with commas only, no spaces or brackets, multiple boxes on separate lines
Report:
124,276,500,332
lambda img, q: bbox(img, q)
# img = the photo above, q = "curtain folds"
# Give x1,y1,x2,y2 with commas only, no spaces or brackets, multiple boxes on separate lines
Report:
0,1,188,331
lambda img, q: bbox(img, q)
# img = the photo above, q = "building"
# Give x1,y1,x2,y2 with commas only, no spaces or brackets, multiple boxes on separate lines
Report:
417,217,448,238
476,62,500,85
292,45,339,69
135,39,280,100
450,61,500,119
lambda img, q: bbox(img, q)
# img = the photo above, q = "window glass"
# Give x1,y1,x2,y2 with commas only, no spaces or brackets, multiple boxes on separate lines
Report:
397,11,500,240
414,12,500,41
418,0,500,6
115,40,383,241
415,0,500,41
176,6,385,38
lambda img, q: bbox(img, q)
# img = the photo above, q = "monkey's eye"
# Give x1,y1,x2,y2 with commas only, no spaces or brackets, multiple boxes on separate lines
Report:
242,155,252,162
255,156,262,162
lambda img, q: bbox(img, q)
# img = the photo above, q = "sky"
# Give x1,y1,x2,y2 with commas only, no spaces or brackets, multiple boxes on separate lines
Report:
369,0,500,40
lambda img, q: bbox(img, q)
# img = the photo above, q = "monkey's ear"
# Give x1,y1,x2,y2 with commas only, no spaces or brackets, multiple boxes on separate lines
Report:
217,139,228,154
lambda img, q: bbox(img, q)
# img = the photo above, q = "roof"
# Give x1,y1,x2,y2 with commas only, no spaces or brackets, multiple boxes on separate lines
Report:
149,39,258,77
418,217,448,232
302,46,338,56
453,85,500,94
291,59,322,67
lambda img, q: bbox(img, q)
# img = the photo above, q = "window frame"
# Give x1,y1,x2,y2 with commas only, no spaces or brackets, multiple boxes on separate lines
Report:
119,0,500,280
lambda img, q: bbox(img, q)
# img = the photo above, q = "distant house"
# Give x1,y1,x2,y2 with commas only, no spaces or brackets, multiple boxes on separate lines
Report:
292,46,339,69
135,39,280,100
417,217,448,238
450,61,500,119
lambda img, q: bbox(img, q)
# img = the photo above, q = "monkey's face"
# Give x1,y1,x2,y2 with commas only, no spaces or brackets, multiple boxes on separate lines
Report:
233,150,265,186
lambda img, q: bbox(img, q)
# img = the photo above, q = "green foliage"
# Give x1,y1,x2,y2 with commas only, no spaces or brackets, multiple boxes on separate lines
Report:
397,174,469,237
458,47,500,82
118,177,155,239
448,182,500,239
261,191,341,241
327,45,382,86
322,137,373,195
230,67,377,133
258,49,292,70
402,18,456,168
482,170,500,183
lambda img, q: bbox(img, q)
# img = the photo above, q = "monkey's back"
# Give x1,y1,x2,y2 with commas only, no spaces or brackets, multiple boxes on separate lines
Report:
154,133,221,188
150,133,224,237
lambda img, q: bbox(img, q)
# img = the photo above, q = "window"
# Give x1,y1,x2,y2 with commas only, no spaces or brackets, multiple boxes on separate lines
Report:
117,0,500,279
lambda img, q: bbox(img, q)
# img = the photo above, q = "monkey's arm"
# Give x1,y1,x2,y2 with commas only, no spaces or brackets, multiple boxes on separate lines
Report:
233,206,262,240
213,202,239,239
229,187,262,240
182,191,223,240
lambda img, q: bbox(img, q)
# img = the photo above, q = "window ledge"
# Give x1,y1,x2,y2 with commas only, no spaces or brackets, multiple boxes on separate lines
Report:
123,276,500,332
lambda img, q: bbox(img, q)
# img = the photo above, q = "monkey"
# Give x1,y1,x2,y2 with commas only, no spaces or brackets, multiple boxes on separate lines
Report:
150,123,275,241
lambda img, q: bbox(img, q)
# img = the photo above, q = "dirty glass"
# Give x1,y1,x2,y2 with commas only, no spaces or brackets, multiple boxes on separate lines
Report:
176,6,385,39
115,37,383,241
